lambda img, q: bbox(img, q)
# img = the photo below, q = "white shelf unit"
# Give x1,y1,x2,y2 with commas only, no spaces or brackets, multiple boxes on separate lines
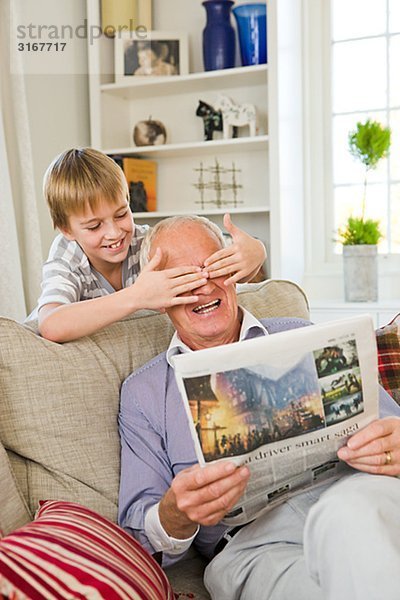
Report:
86,0,304,282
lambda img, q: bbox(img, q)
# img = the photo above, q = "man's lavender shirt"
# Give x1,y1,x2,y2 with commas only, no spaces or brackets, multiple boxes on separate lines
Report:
118,316,400,566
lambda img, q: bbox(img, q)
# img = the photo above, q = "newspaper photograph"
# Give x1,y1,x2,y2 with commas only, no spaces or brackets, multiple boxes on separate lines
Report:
172,315,379,526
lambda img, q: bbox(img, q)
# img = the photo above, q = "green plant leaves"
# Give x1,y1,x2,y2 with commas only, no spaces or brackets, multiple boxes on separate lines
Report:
348,119,391,170
338,216,382,245
339,119,391,245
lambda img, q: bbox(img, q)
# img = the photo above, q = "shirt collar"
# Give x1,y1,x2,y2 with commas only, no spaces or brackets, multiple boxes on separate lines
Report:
166,307,268,367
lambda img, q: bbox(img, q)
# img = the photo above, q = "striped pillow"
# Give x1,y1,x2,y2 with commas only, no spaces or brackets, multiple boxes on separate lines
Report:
0,500,174,600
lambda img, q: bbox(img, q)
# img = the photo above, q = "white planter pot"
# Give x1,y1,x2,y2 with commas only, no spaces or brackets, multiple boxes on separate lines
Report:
343,244,378,302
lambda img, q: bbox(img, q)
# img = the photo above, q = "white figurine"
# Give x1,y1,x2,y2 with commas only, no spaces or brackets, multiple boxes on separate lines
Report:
214,94,257,139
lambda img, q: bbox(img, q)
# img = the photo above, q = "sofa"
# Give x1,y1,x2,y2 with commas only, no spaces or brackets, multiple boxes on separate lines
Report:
0,279,316,598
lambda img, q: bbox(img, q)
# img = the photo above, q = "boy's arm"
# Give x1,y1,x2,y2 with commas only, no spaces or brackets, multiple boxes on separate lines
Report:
38,251,207,342
204,214,267,285
39,293,153,342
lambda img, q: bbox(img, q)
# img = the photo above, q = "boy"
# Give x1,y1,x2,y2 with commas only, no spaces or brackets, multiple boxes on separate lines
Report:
29,148,266,342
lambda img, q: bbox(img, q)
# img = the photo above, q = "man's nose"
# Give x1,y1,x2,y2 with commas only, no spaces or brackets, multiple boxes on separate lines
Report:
194,277,214,294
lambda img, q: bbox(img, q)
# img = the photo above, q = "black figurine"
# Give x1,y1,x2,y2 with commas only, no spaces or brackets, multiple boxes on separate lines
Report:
196,100,224,141
129,181,148,212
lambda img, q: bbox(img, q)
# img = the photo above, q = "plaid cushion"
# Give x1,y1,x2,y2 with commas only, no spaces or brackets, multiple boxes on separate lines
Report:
376,313,400,405
0,500,174,600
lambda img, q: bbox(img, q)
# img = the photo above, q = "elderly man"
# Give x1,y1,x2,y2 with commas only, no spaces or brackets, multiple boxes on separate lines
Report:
119,216,400,600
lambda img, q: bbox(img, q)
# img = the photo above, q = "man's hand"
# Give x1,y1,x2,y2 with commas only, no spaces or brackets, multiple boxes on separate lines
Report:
132,248,208,311
337,416,400,476
159,461,250,539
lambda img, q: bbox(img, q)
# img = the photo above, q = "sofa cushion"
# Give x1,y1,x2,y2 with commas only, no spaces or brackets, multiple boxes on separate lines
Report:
0,280,309,529
0,444,31,537
0,500,173,600
376,313,400,405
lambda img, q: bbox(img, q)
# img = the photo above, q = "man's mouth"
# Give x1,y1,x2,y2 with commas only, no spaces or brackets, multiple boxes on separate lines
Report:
193,299,221,314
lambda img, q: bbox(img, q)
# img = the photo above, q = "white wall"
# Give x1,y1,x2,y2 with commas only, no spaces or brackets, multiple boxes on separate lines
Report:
22,0,90,256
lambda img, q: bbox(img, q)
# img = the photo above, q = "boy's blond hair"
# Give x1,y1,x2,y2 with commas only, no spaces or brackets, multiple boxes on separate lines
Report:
43,148,129,229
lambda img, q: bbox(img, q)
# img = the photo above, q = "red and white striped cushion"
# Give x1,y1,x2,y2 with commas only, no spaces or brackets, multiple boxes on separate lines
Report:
0,500,174,600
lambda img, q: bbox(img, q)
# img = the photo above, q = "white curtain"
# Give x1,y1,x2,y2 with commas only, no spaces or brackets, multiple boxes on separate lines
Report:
0,0,43,320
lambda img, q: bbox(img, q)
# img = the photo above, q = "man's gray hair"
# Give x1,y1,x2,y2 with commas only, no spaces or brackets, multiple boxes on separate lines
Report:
139,215,226,269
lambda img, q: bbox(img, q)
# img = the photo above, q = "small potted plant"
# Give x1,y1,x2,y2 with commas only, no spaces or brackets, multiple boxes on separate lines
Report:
338,119,391,301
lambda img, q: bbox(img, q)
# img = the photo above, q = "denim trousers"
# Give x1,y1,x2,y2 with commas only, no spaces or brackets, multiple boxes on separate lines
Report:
204,472,400,600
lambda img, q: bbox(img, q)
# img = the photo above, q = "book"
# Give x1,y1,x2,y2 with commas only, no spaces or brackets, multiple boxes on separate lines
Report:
101,0,138,36
122,157,157,213
173,315,379,526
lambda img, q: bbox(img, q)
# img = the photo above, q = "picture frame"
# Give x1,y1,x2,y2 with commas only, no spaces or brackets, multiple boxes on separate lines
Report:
114,31,189,83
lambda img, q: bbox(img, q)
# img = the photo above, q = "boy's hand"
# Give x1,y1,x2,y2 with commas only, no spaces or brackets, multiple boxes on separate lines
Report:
133,248,208,311
204,214,267,285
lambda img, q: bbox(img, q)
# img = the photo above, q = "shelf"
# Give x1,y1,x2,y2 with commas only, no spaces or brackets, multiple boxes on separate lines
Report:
87,0,271,267
105,135,269,158
87,0,307,282
101,65,268,100
132,206,270,218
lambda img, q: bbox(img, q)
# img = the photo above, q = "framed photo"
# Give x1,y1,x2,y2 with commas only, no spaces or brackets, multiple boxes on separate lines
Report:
114,31,189,82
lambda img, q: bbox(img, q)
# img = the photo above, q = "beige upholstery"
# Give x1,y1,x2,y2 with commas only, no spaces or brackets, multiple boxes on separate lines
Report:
0,444,31,536
0,279,308,595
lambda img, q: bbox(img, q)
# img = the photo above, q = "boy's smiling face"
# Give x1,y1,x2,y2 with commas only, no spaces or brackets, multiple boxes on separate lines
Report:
61,196,134,274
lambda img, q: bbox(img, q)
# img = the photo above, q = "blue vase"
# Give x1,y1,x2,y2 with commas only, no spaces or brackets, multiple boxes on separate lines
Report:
202,0,236,71
233,3,267,66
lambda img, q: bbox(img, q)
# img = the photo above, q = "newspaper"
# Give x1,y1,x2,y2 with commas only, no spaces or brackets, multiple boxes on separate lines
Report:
172,315,379,526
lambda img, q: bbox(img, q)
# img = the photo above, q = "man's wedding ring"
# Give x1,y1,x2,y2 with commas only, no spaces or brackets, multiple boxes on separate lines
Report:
384,450,393,465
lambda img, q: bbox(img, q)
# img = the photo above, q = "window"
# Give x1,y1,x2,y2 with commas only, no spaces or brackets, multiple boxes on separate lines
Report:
331,0,400,254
